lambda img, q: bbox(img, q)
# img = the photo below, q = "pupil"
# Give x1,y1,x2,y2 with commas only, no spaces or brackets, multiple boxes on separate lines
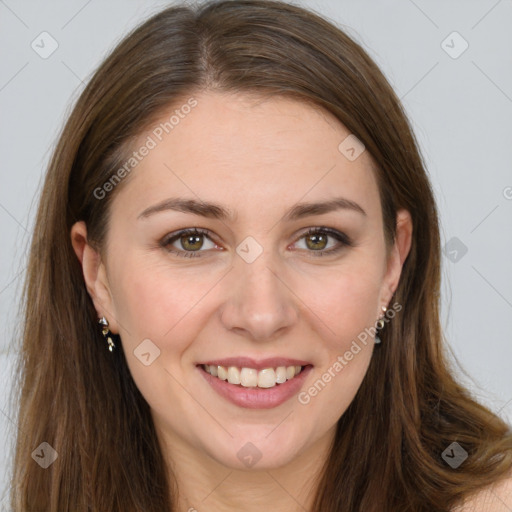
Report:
307,234,326,250
183,234,202,250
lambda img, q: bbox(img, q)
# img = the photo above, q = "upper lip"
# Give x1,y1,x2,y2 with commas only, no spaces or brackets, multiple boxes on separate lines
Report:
198,357,312,371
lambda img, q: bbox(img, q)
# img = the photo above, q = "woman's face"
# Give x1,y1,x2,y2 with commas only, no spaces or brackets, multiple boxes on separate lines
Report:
74,91,411,471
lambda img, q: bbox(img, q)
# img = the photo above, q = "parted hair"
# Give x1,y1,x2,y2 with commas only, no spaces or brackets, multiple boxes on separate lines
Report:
10,1,512,510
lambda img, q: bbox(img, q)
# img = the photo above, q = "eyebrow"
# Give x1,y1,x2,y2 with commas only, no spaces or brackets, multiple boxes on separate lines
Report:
137,196,366,221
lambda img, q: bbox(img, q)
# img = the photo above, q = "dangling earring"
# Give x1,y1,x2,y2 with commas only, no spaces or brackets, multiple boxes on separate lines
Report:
374,306,387,345
99,316,116,352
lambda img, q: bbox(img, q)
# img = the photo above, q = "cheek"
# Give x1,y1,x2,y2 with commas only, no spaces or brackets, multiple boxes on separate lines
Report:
296,268,380,422
106,255,212,412
107,252,214,347
300,258,384,342
109,243,384,349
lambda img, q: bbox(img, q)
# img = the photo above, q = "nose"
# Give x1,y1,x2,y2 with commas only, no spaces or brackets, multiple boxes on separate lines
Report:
219,246,299,342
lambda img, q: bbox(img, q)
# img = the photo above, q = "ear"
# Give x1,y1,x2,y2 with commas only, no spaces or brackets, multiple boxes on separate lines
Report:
70,221,119,333
379,209,413,308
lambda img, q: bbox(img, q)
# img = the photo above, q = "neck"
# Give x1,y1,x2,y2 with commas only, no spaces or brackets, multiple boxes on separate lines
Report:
160,427,335,512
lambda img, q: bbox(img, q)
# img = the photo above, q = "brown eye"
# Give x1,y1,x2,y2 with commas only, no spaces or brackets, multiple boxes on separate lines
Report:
161,228,218,258
179,233,204,251
304,232,329,251
294,227,352,257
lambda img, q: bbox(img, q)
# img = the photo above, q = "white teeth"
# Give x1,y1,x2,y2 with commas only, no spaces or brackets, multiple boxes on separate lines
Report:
202,364,304,388
217,365,228,380
258,368,276,388
227,366,241,385
275,366,287,384
240,367,258,387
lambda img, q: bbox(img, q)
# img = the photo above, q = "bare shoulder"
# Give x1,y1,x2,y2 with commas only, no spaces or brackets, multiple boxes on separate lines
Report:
451,471,512,511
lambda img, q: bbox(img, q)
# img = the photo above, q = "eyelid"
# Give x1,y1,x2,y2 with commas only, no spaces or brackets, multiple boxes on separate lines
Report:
290,226,353,256
160,227,219,254
295,226,352,246
160,226,352,258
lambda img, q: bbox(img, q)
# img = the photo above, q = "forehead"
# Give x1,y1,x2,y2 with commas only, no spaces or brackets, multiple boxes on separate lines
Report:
111,91,380,222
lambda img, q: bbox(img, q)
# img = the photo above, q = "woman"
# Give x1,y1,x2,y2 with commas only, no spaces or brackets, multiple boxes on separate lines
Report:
10,0,512,510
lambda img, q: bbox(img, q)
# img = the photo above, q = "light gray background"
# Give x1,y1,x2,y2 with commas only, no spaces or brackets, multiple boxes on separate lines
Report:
1,0,511,507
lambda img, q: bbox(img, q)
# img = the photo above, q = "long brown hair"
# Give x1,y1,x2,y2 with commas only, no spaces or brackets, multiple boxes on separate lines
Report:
10,1,512,510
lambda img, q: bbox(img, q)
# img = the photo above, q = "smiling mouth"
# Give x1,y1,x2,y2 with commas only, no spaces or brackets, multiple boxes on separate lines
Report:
199,364,311,388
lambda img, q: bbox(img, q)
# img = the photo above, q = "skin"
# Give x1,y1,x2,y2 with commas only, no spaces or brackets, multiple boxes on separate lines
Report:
71,91,413,512
452,471,512,511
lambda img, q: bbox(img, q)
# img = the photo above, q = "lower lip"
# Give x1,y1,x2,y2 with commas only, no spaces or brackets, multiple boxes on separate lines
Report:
197,365,313,409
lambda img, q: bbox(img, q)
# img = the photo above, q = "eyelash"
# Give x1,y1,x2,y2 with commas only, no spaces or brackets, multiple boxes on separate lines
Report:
160,227,353,259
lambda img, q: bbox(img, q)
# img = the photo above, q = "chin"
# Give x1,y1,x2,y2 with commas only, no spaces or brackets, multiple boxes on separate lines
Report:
202,427,307,471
